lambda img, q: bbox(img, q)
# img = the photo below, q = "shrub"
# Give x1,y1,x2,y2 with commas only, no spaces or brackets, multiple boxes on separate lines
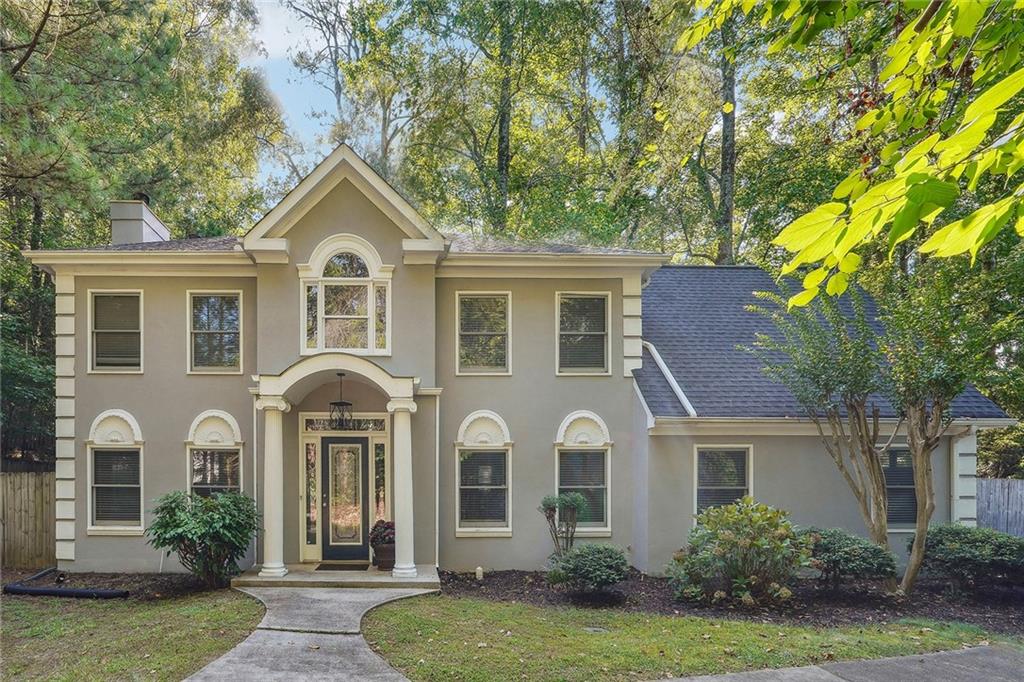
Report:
539,492,587,558
146,491,259,588
370,520,395,546
667,497,811,606
800,527,896,588
914,524,1024,589
548,543,629,593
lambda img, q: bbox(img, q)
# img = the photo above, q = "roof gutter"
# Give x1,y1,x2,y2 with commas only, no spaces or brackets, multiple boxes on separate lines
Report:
642,340,697,417
21,249,255,276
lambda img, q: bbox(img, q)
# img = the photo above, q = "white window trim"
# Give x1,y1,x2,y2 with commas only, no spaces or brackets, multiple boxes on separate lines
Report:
185,409,245,496
555,291,611,376
879,444,918,530
298,234,394,357
296,411,390,563
555,445,612,536
455,291,512,376
88,289,144,374
86,443,145,536
693,444,754,522
455,445,513,537
186,290,243,375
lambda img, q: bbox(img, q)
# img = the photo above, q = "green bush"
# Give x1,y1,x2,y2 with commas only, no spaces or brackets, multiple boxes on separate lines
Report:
914,524,1024,589
800,527,896,588
548,543,629,593
667,497,812,606
147,491,259,588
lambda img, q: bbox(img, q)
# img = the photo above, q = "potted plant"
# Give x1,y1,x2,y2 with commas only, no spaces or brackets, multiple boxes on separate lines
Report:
370,520,396,570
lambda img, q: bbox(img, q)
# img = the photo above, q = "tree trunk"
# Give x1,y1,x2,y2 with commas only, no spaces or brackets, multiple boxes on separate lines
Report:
900,405,939,594
715,17,737,265
494,0,514,233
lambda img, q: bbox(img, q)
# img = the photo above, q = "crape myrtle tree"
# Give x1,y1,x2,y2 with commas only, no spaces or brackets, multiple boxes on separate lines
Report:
750,261,990,594
680,0,1024,306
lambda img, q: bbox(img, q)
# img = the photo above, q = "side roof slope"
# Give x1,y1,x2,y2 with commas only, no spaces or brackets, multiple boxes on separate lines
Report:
635,265,1009,421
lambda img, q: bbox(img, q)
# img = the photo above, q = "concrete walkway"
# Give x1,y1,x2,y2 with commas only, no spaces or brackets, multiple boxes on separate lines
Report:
670,644,1024,681
187,587,434,681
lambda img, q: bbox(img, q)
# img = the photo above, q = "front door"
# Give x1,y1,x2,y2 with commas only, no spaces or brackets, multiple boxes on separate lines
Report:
320,437,370,561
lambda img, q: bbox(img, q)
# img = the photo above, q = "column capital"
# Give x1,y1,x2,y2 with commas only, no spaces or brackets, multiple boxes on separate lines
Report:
387,398,417,414
256,395,291,412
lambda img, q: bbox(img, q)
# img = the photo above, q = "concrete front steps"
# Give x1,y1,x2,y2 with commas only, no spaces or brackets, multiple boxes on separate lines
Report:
232,563,440,590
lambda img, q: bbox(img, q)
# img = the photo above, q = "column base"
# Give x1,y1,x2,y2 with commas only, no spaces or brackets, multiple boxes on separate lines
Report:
391,564,418,578
258,564,289,578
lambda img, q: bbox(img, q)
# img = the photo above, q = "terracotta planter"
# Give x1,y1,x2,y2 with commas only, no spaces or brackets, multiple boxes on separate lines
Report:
373,543,395,570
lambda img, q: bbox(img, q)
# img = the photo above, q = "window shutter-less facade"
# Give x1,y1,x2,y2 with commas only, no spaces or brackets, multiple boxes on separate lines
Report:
458,294,509,373
884,450,917,524
458,451,508,527
558,450,607,526
93,294,141,369
558,295,607,373
696,449,749,513
92,450,141,525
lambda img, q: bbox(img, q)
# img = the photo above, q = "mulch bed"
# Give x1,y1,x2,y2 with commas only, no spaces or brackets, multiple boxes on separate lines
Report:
2,569,209,601
441,569,1024,636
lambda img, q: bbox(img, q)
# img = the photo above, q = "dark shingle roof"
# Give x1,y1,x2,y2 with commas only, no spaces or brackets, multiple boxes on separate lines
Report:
67,236,241,252
447,233,660,256
636,265,1009,420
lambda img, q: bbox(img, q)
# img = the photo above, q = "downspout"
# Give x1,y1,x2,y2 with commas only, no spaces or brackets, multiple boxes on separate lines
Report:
435,392,441,568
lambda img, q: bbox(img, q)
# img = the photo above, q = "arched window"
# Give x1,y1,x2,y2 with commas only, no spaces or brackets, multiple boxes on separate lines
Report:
299,235,392,354
87,410,144,533
186,410,243,498
455,410,513,536
555,411,612,534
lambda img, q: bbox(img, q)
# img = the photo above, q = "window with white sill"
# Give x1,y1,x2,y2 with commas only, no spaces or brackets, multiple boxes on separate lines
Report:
303,250,390,354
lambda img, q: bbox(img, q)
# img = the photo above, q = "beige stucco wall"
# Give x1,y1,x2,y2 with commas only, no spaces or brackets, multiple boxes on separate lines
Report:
639,432,953,574
434,277,638,571
255,179,436,384
68,275,257,572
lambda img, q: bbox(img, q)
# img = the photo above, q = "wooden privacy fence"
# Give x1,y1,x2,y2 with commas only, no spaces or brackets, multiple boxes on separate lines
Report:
977,478,1024,537
1,472,56,569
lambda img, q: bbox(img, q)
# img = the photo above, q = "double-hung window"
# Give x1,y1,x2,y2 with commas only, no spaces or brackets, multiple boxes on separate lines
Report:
189,292,241,372
883,449,916,524
457,292,510,374
190,448,241,497
91,292,142,371
557,293,608,374
558,450,608,529
695,447,750,514
457,449,510,531
304,251,389,353
92,449,142,527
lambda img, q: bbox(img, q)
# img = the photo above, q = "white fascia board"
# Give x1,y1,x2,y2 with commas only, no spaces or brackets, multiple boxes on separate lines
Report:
649,416,1017,437
642,340,697,417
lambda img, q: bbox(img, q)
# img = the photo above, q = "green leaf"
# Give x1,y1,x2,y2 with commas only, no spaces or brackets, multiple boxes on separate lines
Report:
832,170,862,199
803,267,828,289
838,252,861,274
906,177,959,207
825,272,849,296
963,66,1024,123
787,287,820,309
772,203,846,251
953,0,987,38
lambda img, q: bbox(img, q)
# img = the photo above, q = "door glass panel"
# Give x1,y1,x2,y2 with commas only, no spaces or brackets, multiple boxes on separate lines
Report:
329,444,362,545
305,441,317,545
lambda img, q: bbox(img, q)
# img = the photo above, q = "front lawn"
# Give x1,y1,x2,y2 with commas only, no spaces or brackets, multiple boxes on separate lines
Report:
363,594,1008,682
1,584,262,681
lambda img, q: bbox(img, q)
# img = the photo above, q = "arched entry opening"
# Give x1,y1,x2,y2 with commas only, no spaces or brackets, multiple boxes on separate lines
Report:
255,354,417,578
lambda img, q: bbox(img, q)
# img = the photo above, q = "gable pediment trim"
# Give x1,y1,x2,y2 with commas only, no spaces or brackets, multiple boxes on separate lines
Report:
243,145,442,259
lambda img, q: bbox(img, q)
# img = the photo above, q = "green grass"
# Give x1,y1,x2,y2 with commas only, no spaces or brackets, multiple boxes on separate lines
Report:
363,594,1008,682
1,590,263,681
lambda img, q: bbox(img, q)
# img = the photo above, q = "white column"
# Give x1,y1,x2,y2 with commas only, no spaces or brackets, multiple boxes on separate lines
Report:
388,398,417,578
257,396,290,577
951,427,978,527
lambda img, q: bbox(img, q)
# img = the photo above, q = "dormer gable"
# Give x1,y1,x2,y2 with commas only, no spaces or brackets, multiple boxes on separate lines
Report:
243,144,445,264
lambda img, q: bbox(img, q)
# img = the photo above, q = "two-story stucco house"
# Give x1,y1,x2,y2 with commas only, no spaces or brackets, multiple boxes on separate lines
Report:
24,145,1012,584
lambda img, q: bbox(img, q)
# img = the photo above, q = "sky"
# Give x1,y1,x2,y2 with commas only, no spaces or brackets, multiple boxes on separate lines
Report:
246,1,335,180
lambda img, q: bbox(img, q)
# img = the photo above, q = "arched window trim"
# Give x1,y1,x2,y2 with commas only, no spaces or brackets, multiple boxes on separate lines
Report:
554,410,612,447
87,409,144,536
455,410,513,537
88,408,144,445
186,409,244,499
299,234,393,355
456,409,513,447
186,409,243,446
554,410,612,537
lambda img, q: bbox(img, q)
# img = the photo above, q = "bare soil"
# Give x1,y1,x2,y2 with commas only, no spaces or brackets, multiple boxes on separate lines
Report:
2,568,209,601
441,569,1024,635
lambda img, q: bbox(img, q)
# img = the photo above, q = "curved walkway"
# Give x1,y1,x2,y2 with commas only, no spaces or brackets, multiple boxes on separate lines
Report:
187,587,434,681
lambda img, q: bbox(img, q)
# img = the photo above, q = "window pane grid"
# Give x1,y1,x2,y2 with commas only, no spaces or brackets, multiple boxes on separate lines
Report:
558,295,607,372
93,294,141,369
458,294,509,372
696,449,749,514
92,450,141,526
190,294,240,370
558,450,607,527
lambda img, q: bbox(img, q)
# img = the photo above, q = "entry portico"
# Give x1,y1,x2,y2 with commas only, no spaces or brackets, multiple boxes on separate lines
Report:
255,353,418,579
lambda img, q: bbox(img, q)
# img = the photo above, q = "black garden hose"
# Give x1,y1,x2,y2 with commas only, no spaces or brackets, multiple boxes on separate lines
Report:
2,566,129,599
